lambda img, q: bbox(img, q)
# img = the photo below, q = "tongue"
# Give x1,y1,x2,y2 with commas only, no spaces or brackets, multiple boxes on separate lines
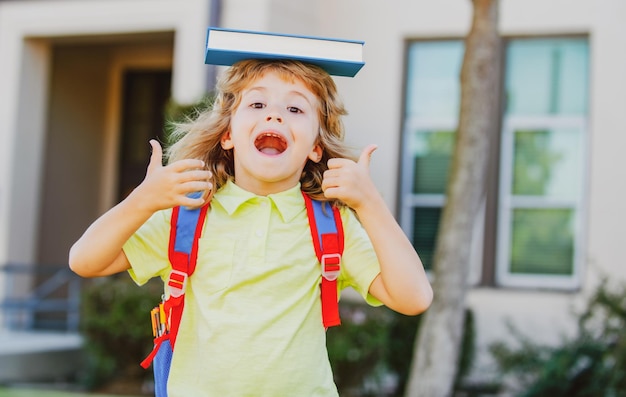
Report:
260,147,281,155
256,135,286,155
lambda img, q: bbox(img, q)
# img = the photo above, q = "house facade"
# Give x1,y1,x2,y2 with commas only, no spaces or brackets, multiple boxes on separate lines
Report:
1,0,624,383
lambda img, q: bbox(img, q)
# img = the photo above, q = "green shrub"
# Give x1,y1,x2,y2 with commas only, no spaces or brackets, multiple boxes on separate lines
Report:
328,303,475,397
327,302,394,396
79,275,162,389
490,280,626,397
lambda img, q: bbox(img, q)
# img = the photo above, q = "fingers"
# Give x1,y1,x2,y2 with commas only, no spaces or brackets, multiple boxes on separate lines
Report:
179,179,213,193
147,139,164,174
179,194,208,209
322,144,378,207
175,168,211,183
170,161,212,196
178,176,214,209
357,144,378,169
170,159,207,173
147,140,208,182
175,169,213,202
141,139,214,208
148,140,206,172
327,144,377,170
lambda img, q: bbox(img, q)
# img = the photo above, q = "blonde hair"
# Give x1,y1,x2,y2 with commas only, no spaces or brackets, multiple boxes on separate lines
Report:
166,59,354,203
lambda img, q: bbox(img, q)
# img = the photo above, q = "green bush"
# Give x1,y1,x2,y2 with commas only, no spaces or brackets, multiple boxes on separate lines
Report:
328,302,475,397
490,280,626,397
79,275,162,389
327,302,396,396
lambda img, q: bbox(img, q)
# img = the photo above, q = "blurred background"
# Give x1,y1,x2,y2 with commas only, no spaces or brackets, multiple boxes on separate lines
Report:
0,0,624,396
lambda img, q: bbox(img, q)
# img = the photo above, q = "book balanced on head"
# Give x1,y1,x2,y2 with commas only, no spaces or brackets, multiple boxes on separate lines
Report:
204,27,365,77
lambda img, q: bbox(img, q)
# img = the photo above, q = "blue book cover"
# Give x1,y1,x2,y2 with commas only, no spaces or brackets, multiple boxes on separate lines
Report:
204,27,365,77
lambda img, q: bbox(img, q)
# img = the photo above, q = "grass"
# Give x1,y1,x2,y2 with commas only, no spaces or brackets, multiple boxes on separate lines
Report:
0,388,141,397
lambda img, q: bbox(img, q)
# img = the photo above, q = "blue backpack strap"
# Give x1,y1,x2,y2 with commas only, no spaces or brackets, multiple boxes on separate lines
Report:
166,201,209,346
141,201,209,377
302,193,344,328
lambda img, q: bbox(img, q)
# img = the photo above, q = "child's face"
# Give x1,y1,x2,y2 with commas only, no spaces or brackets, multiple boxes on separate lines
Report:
222,71,323,195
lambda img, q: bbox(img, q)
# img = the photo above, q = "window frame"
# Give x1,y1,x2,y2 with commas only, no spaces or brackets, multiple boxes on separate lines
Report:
400,117,485,285
399,36,589,290
495,115,589,289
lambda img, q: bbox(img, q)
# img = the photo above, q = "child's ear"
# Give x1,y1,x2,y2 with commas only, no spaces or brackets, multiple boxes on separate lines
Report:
221,131,234,149
308,144,323,163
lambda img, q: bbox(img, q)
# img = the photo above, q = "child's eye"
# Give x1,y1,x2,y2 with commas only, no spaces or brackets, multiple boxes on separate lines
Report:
287,106,303,113
250,102,265,109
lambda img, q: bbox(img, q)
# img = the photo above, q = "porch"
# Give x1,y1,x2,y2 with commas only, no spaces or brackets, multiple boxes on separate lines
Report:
0,265,84,384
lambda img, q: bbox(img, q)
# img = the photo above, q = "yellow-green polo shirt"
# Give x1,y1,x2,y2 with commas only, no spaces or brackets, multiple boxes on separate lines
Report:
124,180,382,396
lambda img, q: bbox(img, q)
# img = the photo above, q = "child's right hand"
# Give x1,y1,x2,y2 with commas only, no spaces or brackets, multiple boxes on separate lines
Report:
133,140,213,212
69,139,212,278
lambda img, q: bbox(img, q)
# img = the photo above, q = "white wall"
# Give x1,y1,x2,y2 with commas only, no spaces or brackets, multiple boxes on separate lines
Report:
586,1,626,284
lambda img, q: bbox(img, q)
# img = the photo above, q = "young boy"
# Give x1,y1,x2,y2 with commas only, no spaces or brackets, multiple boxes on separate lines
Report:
70,59,432,396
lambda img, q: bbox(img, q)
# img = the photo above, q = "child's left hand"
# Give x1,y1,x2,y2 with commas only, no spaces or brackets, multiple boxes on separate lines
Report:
323,144,433,315
321,144,378,211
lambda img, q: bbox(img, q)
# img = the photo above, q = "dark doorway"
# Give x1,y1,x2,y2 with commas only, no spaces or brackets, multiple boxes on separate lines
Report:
118,70,172,201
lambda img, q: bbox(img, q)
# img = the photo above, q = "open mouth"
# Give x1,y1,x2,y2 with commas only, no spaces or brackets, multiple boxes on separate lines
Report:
254,133,288,155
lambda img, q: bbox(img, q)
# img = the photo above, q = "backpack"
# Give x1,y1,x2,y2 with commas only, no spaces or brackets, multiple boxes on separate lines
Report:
140,192,344,397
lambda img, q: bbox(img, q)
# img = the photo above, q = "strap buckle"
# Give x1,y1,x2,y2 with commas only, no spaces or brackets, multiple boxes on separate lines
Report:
321,253,341,281
168,269,188,298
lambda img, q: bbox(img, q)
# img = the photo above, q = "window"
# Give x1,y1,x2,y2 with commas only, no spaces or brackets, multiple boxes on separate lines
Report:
400,41,464,271
497,38,589,289
400,37,589,289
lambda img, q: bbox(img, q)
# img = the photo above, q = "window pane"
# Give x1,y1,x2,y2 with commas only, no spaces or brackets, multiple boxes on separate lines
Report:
402,40,463,275
412,207,442,271
512,128,583,198
406,41,464,118
498,37,588,287
505,38,589,116
510,208,574,275
410,130,455,194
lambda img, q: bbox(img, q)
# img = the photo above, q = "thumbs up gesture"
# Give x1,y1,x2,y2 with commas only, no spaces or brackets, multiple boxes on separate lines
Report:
134,140,213,211
322,144,378,211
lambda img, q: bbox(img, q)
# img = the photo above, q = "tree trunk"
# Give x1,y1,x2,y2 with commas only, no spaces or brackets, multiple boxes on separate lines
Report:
404,1,500,396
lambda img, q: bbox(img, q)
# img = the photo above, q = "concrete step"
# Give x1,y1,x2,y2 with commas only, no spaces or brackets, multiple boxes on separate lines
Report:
0,331,84,384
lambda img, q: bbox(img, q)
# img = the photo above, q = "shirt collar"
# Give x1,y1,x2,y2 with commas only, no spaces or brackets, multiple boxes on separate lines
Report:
213,179,305,222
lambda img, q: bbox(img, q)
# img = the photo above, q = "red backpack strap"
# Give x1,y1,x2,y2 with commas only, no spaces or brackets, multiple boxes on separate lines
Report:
165,202,209,349
302,193,344,328
140,202,209,370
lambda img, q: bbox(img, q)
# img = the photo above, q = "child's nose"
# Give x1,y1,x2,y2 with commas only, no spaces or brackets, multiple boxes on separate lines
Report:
265,111,283,123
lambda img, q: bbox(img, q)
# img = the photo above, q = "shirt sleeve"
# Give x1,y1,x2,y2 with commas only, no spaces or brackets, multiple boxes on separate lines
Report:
123,209,172,286
337,207,383,307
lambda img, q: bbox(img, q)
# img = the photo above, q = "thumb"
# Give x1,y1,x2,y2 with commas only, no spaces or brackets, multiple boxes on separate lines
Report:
358,144,378,169
147,139,164,174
